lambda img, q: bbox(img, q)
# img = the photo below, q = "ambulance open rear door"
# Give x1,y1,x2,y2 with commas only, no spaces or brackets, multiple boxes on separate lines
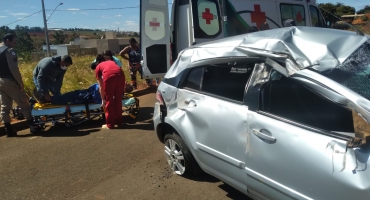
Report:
190,0,225,45
140,0,171,79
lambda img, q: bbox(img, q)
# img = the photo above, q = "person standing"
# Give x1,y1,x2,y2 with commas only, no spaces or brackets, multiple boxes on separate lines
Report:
32,55,73,104
91,54,125,129
0,33,39,137
93,50,122,68
119,38,151,89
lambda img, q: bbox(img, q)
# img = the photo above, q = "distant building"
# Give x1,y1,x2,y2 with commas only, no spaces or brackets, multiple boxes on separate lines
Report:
341,14,365,24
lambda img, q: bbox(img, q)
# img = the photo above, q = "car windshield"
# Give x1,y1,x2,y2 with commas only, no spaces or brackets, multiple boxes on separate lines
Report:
320,39,370,101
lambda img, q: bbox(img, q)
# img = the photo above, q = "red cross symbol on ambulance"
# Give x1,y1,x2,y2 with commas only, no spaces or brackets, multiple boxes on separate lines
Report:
250,5,266,29
202,8,214,24
296,12,303,23
149,18,160,31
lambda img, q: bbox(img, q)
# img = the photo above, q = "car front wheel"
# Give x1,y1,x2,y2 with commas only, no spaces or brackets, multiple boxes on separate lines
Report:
164,133,201,176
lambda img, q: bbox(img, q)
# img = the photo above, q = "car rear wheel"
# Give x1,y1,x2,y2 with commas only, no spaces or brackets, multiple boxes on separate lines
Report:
164,133,201,176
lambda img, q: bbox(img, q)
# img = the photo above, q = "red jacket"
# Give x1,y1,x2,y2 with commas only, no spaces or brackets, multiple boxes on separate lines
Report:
95,60,123,82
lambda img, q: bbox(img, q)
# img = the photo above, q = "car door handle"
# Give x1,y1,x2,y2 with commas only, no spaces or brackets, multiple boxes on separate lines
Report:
252,129,276,142
184,100,197,108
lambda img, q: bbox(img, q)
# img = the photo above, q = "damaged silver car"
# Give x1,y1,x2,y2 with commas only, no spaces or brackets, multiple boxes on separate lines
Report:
153,26,370,200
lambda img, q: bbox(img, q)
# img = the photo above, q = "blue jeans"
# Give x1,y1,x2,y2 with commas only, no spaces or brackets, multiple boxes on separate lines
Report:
33,77,62,96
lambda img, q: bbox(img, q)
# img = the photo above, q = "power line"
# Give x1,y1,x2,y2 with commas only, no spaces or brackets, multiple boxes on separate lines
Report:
4,10,43,26
3,3,173,27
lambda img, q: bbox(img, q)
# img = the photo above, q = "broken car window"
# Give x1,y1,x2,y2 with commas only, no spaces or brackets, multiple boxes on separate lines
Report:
320,39,370,101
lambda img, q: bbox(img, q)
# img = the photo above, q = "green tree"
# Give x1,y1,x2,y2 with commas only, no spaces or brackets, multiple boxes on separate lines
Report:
357,6,370,14
14,27,34,61
318,3,355,28
318,3,340,27
335,4,355,17
52,30,68,44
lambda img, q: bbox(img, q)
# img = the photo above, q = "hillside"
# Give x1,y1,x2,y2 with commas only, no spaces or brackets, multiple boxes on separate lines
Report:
352,13,370,35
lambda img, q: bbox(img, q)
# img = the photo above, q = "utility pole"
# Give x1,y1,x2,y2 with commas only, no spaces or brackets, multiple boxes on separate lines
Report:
41,0,51,56
41,1,63,56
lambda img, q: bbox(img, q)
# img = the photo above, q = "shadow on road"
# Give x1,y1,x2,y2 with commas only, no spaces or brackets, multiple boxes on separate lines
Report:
219,183,252,200
132,107,154,122
185,173,250,199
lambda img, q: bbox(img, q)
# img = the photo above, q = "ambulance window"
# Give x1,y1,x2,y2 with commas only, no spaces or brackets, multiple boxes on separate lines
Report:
145,10,166,41
280,4,306,26
192,0,222,38
309,6,325,27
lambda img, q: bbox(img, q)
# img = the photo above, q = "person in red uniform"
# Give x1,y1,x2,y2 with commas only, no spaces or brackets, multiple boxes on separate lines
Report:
91,54,125,129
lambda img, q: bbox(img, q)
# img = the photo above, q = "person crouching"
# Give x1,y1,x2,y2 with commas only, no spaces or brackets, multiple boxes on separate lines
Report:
91,54,125,129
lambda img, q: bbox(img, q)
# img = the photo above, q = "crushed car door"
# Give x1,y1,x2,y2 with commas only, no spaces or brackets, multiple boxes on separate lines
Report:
140,0,171,79
243,63,370,200
176,65,253,195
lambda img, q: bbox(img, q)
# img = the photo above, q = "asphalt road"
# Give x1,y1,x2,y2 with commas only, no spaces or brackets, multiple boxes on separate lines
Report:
0,91,249,200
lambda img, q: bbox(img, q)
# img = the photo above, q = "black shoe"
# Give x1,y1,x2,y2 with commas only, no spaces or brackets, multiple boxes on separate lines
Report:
6,130,17,137
29,125,41,134
4,123,17,137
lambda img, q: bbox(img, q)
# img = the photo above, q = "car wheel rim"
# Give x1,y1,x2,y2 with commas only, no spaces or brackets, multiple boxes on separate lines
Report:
164,139,185,175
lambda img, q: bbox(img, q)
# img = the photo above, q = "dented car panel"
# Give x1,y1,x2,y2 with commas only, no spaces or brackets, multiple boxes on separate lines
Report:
246,110,370,200
154,27,370,199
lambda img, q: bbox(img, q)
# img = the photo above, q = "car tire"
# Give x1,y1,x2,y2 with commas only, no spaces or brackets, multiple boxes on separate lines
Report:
164,133,202,176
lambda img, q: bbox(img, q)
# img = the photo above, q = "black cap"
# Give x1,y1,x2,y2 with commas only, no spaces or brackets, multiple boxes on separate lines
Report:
2,33,15,43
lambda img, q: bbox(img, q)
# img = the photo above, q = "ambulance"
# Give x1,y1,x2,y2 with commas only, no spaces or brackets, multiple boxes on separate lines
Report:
140,0,326,79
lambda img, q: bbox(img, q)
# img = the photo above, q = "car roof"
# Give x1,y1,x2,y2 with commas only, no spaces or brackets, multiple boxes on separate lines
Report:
166,26,368,79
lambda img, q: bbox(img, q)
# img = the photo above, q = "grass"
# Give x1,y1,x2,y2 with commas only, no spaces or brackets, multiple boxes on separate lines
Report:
19,55,150,98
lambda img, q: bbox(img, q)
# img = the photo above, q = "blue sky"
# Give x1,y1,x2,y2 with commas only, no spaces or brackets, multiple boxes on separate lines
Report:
0,0,368,31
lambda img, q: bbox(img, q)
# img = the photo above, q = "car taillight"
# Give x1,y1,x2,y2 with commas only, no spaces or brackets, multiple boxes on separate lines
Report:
156,91,164,106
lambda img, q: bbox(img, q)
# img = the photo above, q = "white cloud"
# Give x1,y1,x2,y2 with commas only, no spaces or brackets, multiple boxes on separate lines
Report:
124,21,138,27
114,22,120,24
0,16,7,18
98,3,106,6
81,12,89,15
101,14,122,19
67,8,80,11
9,13,28,16
4,10,11,13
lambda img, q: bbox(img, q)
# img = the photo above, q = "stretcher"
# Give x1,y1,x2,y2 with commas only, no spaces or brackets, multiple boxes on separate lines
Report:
31,94,139,130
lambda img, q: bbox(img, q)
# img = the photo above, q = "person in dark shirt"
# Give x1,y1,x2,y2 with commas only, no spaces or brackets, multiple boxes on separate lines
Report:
32,55,73,104
119,38,151,89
